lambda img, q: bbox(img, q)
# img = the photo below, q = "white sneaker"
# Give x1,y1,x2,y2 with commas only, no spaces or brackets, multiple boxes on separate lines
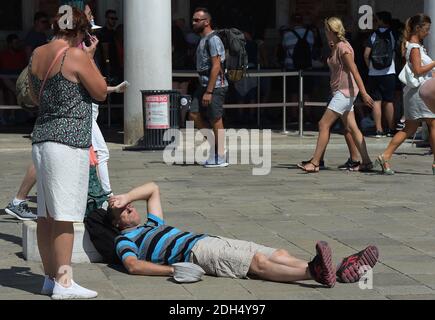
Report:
41,276,55,296
51,280,98,300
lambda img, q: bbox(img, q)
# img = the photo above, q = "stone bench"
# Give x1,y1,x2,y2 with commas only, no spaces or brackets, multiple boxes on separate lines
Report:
22,221,103,263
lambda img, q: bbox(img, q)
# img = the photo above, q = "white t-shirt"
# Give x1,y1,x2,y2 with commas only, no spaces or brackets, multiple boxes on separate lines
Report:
368,28,396,76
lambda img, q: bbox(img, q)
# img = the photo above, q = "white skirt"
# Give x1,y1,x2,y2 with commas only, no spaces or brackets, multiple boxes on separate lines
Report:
32,142,89,222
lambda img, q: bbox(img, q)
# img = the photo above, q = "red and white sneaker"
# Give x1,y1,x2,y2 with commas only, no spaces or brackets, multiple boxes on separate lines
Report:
308,241,336,288
336,245,379,283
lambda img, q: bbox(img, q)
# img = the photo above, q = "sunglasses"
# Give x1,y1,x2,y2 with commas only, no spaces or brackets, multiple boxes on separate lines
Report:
108,17,118,21
192,18,207,23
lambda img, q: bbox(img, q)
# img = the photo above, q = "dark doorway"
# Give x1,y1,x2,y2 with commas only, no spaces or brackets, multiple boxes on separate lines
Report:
190,0,275,37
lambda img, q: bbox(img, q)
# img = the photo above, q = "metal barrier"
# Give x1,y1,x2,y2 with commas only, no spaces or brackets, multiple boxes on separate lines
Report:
173,69,331,136
2,70,334,137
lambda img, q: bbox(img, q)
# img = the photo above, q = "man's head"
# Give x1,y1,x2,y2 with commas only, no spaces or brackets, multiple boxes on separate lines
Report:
105,9,118,29
376,11,392,28
6,34,20,51
290,13,304,28
108,202,141,231
192,7,212,35
34,12,49,32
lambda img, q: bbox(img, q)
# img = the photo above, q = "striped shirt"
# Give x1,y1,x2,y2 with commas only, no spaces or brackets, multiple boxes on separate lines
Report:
115,213,207,265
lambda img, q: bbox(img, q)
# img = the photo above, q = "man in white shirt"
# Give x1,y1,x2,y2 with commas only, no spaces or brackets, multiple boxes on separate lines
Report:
364,11,397,138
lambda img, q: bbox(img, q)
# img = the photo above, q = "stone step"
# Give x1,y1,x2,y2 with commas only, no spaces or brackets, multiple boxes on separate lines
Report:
22,221,103,263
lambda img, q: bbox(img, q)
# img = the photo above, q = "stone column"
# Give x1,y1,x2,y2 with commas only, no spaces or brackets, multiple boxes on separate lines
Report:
123,0,172,145
425,0,435,55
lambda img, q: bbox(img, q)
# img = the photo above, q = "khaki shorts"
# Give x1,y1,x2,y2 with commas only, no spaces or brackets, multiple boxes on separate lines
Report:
189,236,277,279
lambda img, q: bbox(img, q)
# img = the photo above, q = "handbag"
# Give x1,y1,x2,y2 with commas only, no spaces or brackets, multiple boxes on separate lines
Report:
398,63,425,88
398,43,427,88
15,47,69,108
16,66,34,108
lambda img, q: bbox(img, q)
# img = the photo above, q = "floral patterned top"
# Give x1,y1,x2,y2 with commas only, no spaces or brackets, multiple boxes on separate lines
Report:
29,49,93,149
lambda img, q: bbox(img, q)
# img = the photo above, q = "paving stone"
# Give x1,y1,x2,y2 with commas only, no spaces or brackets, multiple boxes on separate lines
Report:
1,129,434,300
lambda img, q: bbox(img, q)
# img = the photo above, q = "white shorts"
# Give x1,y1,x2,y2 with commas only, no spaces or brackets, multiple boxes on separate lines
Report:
32,142,90,222
328,91,356,115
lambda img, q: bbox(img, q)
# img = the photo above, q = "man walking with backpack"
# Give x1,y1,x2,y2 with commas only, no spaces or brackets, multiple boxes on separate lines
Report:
282,14,315,123
189,7,229,168
364,11,397,138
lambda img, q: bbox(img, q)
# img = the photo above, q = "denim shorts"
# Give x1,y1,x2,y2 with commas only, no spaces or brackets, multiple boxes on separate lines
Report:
190,86,228,121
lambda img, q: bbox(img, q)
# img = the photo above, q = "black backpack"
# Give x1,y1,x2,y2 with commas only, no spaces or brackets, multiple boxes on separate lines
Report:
84,208,122,265
206,28,248,82
370,29,394,70
291,29,313,70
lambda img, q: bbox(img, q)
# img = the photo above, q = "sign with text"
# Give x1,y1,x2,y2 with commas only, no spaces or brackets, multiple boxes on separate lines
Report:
145,95,170,129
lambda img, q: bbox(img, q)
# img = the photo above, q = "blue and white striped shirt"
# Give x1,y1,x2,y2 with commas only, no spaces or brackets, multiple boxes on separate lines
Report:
115,213,207,265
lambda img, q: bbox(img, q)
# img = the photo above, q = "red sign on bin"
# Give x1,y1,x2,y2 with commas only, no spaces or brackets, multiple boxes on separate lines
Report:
145,95,170,129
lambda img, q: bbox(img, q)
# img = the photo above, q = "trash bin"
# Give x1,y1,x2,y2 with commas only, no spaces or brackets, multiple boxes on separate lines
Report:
141,90,180,150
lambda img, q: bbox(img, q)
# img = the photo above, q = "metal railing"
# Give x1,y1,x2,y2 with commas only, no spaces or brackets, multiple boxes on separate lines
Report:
173,69,331,136
1,70,333,136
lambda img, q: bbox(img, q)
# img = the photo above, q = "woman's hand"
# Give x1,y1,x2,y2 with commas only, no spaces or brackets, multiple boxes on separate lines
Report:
82,34,99,58
361,92,375,108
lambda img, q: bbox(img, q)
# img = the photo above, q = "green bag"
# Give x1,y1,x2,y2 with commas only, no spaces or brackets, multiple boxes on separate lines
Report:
86,166,111,217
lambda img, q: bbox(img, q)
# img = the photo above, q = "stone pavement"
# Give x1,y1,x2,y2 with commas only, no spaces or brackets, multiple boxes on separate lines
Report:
1,127,434,300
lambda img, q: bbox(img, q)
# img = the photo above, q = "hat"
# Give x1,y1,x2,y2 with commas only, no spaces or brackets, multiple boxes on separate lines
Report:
172,262,205,283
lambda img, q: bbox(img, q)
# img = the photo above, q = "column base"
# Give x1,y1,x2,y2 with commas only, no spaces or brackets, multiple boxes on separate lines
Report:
22,221,103,263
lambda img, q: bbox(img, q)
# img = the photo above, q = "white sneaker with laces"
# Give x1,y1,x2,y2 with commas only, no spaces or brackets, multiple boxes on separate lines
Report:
51,280,98,300
41,276,55,296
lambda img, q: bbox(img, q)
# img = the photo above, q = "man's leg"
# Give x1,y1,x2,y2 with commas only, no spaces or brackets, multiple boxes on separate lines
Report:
383,101,396,132
189,112,207,130
211,117,225,157
248,253,311,283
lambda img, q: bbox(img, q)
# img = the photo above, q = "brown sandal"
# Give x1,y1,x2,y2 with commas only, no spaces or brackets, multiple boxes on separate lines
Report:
301,161,320,173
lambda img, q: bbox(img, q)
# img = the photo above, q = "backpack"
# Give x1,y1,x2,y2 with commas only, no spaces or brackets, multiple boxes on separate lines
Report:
84,208,122,265
291,29,313,70
370,29,394,70
206,28,248,82
84,165,121,265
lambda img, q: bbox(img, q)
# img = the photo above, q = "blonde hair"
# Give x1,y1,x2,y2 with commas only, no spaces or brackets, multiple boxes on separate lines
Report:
401,14,431,57
325,17,347,42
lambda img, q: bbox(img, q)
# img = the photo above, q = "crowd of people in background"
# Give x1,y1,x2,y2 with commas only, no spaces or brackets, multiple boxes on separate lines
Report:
0,7,433,152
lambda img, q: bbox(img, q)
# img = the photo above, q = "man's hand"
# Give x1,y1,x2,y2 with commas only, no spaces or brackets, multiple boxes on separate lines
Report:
202,92,212,107
109,194,130,209
82,34,99,58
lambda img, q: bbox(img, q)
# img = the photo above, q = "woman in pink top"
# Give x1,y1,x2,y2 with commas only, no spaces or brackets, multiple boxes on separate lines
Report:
299,17,374,173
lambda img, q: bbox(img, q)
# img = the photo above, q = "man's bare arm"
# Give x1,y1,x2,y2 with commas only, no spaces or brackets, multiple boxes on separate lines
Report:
123,256,174,276
109,182,163,219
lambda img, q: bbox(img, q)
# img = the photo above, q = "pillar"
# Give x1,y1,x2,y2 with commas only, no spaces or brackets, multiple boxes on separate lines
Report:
123,0,173,145
425,0,435,55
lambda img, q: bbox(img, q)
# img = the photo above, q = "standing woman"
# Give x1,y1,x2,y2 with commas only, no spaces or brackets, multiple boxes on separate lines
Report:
377,14,435,175
298,17,374,173
29,8,107,299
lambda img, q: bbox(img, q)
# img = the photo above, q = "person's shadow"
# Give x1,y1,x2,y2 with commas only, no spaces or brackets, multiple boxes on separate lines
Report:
0,266,45,295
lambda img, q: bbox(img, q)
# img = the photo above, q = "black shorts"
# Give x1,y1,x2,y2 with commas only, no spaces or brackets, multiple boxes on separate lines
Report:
191,86,228,121
367,74,396,102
